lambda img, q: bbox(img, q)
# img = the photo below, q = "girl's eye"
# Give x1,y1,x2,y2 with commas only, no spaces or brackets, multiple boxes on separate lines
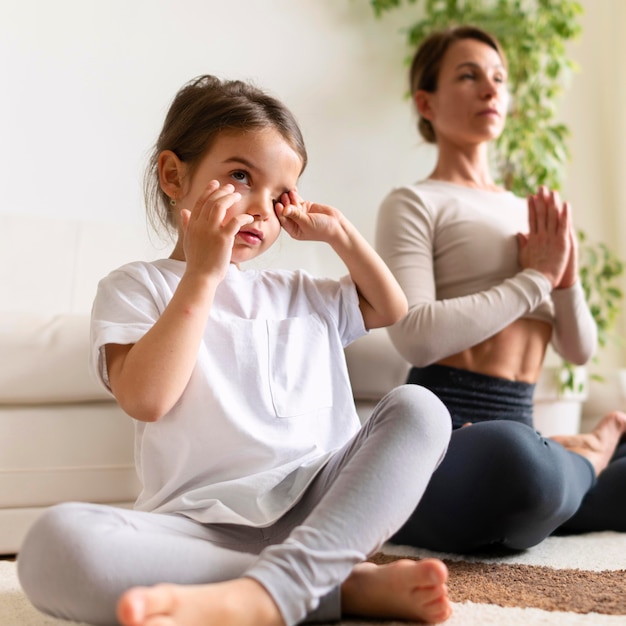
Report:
460,73,476,81
231,170,250,185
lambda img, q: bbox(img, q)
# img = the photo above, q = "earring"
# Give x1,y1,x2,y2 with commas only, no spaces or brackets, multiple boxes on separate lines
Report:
169,198,176,207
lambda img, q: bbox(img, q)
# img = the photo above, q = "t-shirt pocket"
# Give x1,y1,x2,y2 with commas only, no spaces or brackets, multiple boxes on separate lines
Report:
266,315,333,418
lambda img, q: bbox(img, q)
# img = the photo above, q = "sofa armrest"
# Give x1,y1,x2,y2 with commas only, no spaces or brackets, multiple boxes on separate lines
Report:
0,313,109,404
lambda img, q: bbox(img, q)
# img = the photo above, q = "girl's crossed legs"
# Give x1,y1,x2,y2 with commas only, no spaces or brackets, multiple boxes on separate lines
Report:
18,385,452,626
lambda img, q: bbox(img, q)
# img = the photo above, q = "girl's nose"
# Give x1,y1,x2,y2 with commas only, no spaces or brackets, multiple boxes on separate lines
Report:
248,192,275,219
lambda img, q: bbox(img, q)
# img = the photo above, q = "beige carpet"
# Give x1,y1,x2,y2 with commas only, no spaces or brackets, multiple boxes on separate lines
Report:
1,532,625,625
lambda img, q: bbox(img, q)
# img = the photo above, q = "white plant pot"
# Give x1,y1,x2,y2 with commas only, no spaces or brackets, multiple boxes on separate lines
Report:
533,399,583,437
533,366,588,437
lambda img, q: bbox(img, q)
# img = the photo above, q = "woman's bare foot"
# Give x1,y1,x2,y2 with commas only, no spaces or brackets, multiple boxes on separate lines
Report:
116,577,285,626
551,410,626,476
341,558,452,623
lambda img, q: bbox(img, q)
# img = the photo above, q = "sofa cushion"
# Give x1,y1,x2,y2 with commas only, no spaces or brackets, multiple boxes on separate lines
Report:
344,328,410,401
0,402,138,508
1,314,410,405
0,313,110,403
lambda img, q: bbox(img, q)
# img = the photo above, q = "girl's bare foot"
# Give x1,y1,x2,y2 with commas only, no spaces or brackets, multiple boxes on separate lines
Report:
116,578,285,626
341,558,452,623
551,410,626,476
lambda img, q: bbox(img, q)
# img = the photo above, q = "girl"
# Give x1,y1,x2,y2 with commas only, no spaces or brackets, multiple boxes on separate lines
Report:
376,26,626,554
18,75,452,626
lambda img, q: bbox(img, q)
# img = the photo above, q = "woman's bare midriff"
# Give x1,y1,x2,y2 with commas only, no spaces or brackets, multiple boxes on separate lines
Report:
437,318,552,383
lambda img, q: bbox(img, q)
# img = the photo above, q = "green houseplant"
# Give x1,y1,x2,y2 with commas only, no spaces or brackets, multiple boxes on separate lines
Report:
369,0,624,394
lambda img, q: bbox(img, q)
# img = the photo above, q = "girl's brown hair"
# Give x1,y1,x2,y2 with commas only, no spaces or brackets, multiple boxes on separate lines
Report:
145,75,308,234
409,26,507,143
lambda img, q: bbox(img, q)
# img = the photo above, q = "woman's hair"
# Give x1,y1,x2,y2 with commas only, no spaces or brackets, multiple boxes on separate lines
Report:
145,75,308,234
409,25,507,143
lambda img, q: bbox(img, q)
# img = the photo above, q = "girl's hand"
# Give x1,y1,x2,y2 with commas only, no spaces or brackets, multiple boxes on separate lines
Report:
277,189,407,329
181,181,253,279
517,186,572,288
275,190,342,243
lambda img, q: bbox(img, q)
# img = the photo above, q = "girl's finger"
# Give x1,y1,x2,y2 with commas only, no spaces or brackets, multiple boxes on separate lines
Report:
187,181,220,222
226,213,254,235
281,204,300,219
203,187,241,226
278,191,291,207
181,209,192,232
289,189,302,204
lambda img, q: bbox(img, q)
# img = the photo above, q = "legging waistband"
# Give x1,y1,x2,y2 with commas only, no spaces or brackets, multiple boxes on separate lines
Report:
407,364,535,430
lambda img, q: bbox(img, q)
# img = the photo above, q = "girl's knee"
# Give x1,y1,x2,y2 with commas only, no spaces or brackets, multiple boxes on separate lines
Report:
18,502,122,621
20,502,81,560
377,384,452,447
18,502,109,589
18,503,78,609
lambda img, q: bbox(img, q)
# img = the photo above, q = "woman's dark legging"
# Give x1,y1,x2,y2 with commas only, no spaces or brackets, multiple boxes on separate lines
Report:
393,364,626,553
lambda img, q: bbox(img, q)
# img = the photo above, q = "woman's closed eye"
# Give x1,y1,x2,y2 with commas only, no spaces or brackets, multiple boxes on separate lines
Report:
459,71,506,85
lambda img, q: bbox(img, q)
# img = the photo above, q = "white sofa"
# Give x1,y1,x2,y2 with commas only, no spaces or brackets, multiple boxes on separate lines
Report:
5,213,614,555
0,214,410,555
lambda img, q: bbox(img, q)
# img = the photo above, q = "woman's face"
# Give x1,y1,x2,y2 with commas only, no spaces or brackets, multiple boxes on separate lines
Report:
418,38,509,146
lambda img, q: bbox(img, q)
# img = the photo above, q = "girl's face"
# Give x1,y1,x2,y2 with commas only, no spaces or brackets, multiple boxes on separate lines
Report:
418,38,509,146
177,128,303,264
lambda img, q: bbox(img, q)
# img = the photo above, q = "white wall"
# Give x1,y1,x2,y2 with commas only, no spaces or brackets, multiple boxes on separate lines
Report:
1,1,624,371
0,1,431,258
558,1,626,416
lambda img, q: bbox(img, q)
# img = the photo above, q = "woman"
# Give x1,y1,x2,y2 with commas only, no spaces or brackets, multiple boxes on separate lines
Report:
376,25,626,554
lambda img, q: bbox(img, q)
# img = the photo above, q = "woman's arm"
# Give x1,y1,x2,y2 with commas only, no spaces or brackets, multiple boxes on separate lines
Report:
275,191,407,330
375,187,553,367
521,187,597,364
550,281,597,364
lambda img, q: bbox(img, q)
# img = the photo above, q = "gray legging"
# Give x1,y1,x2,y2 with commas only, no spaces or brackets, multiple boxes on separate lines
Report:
18,385,451,626
393,364,626,554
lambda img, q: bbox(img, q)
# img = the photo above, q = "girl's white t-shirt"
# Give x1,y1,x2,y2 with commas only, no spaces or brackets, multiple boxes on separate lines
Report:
90,260,366,527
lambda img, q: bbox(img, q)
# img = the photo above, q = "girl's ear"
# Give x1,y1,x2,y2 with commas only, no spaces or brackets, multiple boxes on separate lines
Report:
158,150,186,200
414,90,434,122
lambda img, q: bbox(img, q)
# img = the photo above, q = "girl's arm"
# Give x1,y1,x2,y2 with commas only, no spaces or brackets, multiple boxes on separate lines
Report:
105,272,219,422
106,183,251,422
275,191,407,330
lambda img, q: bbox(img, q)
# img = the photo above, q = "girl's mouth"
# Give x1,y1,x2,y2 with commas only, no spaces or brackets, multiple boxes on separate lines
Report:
237,229,263,245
